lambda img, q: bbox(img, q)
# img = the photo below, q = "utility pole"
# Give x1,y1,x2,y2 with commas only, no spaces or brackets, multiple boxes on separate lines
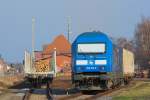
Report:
67,16,71,42
32,17,35,59
54,48,57,77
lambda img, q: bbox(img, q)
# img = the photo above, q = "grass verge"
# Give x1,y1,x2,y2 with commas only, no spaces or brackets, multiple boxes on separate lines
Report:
112,81,150,100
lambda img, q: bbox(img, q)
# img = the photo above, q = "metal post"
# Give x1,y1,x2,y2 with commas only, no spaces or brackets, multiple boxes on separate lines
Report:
31,17,36,73
67,16,71,43
32,17,35,60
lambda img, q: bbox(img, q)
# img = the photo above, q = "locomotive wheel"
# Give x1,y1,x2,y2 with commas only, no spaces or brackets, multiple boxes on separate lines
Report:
107,80,113,89
121,79,125,86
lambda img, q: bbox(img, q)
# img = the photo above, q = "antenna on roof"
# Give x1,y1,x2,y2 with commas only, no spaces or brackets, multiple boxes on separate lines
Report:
67,16,72,42
32,17,35,59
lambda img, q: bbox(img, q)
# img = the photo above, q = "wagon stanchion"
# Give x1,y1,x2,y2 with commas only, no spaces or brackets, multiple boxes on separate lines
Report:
46,82,53,100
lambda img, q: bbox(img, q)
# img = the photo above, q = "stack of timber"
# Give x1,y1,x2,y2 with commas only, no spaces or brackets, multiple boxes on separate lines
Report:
35,59,51,72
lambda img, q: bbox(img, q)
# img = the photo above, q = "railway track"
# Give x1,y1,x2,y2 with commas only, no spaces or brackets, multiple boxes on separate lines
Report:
60,93,82,100
60,88,120,100
22,82,53,100
46,82,53,100
22,88,33,100
59,81,135,100
86,82,135,100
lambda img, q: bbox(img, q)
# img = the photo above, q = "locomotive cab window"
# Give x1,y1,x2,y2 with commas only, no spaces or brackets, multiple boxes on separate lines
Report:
77,43,106,53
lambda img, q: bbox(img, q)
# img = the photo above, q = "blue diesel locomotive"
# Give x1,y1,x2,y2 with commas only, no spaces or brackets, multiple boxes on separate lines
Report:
72,32,134,90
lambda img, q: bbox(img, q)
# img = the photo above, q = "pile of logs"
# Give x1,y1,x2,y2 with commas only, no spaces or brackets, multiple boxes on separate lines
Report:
35,59,50,72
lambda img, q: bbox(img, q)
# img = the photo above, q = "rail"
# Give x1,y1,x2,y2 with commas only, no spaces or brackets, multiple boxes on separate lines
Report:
22,89,33,100
46,82,53,100
22,82,53,100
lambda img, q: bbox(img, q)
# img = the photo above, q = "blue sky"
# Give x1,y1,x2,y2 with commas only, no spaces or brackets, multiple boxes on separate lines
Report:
0,0,150,62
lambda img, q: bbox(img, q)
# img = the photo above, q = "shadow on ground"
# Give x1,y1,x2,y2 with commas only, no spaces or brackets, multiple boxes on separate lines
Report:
8,80,80,95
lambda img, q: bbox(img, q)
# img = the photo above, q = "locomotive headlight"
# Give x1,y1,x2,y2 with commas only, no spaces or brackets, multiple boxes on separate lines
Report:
95,60,107,65
76,60,88,65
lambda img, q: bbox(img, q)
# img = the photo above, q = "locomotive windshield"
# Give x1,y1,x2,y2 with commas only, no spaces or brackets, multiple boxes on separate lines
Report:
77,43,106,53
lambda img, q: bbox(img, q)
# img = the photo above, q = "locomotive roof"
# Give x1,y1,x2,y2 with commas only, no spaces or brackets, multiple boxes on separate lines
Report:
78,31,108,37
73,31,112,44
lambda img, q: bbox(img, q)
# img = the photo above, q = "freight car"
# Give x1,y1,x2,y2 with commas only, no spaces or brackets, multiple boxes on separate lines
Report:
24,51,56,87
72,32,134,91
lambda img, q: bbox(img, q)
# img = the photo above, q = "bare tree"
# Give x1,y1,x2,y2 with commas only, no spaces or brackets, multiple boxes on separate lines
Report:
135,17,150,68
116,37,135,52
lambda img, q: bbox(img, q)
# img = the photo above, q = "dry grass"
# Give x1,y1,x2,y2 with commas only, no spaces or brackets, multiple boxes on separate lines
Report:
52,79,72,89
0,75,23,89
113,81,150,100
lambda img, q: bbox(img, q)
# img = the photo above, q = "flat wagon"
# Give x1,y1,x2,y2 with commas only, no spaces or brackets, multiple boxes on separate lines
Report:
24,51,56,87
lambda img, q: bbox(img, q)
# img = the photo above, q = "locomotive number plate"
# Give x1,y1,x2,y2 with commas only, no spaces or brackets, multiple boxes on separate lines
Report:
86,67,97,70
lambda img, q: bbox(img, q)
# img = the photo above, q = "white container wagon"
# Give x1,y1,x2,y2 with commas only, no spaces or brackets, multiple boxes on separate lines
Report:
122,48,135,82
